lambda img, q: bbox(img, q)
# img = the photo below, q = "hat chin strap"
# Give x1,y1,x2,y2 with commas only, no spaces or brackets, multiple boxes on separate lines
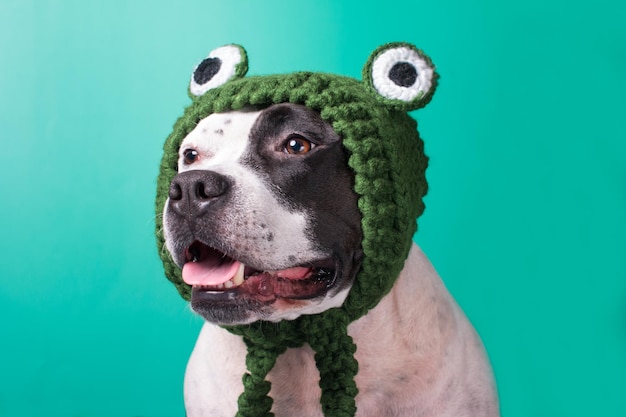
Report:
230,309,359,417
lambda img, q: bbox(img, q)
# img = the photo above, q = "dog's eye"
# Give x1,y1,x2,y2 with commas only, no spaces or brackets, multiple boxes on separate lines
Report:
283,136,315,155
182,149,199,164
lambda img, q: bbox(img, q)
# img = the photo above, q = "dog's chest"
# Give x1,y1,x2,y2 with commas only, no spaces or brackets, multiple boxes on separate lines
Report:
267,346,325,416
186,322,429,417
267,335,429,417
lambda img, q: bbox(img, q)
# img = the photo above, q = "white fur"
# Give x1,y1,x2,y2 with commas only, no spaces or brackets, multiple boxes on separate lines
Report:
184,243,499,416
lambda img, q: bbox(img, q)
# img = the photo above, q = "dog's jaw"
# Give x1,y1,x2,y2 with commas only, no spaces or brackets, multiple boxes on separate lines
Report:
162,104,362,325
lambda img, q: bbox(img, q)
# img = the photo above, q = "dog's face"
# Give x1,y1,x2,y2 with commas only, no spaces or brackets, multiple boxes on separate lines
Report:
163,103,363,325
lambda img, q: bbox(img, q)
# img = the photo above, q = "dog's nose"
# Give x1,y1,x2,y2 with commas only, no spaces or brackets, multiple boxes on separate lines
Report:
168,170,231,216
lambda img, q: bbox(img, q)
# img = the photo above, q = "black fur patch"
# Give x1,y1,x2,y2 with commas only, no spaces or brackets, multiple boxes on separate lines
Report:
244,103,363,292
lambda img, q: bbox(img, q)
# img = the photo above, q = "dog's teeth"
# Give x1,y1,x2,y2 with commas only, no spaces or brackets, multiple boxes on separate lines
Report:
232,263,245,286
189,246,200,262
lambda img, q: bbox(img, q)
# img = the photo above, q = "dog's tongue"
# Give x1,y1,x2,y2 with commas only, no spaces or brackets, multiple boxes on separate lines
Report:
182,257,313,287
182,258,241,286
275,267,311,279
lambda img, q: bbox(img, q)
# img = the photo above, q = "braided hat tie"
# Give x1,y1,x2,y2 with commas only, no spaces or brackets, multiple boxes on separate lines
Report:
156,43,438,416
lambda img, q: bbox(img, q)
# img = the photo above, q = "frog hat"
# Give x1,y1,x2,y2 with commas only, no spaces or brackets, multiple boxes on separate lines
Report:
156,42,438,417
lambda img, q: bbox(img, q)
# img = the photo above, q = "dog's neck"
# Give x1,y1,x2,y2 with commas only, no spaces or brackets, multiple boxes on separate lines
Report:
185,243,497,417
349,242,458,358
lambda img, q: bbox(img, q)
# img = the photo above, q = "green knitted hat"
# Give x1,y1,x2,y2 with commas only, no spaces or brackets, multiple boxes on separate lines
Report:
155,42,438,417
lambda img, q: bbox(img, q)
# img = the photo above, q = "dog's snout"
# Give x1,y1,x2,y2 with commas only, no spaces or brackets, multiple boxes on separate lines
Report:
168,170,231,216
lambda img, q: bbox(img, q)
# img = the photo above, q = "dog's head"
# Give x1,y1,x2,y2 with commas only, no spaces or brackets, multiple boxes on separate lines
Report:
156,43,437,326
163,103,361,324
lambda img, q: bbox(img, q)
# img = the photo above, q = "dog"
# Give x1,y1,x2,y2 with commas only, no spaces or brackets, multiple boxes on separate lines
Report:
161,102,500,416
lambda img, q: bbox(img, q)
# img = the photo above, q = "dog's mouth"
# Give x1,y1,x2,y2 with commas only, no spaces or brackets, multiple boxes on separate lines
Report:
182,241,337,303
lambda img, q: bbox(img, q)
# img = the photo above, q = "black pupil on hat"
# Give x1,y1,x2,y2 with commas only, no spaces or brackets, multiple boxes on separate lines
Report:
194,57,222,85
388,62,418,87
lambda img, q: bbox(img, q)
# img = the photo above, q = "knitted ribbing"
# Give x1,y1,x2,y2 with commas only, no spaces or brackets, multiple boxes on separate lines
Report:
227,310,358,417
306,311,359,417
236,340,285,417
155,55,433,416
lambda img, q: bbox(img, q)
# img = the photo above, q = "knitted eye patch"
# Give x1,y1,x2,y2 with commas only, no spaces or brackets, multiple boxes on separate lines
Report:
156,42,438,417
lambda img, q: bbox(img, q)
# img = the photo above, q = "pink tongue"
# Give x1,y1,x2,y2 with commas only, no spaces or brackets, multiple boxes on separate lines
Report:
182,258,241,286
276,266,312,280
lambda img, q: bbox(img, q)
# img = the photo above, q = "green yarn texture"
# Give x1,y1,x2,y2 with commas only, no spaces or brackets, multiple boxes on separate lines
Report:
155,44,436,417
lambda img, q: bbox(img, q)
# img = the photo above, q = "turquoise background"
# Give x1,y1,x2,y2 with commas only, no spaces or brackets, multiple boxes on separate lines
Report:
1,0,624,416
